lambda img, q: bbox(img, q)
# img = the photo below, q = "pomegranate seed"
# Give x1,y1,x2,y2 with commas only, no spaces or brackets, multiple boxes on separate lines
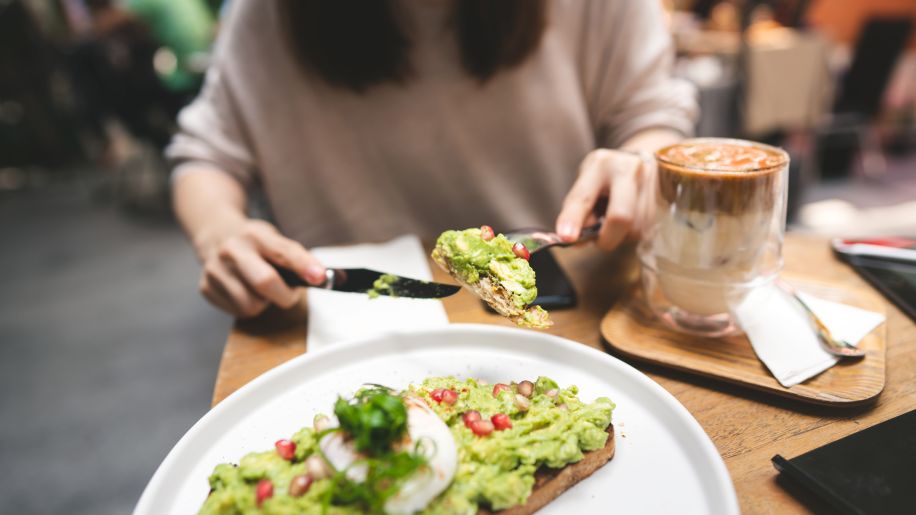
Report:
288,474,313,497
491,413,512,430
440,389,458,405
429,389,445,403
462,410,482,427
517,380,534,398
469,419,494,436
546,389,558,398
255,479,273,506
512,242,530,260
515,394,531,411
492,383,512,397
480,225,495,241
275,439,296,461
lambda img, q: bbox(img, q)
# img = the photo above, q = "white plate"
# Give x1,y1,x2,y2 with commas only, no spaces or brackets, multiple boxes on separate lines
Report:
135,324,739,515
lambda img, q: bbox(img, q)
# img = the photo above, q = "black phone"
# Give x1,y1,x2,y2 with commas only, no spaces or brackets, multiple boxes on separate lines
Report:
831,238,916,324
483,249,576,312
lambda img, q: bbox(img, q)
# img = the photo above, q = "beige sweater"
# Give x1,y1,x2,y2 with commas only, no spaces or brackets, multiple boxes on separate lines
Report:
168,0,697,247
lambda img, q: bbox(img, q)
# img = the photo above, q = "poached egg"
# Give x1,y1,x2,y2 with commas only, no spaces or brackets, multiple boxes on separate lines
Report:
319,396,458,514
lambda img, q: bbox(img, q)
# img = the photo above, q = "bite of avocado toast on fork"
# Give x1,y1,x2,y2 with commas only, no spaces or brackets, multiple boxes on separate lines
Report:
432,226,552,329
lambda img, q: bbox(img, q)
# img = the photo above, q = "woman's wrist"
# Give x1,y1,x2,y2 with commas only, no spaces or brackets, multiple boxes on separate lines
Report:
172,166,252,263
619,128,684,155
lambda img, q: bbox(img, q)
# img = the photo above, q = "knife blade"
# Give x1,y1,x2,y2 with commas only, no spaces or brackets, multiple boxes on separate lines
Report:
272,264,460,299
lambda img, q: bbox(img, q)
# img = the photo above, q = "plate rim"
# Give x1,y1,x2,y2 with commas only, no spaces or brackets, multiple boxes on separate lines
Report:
134,323,739,515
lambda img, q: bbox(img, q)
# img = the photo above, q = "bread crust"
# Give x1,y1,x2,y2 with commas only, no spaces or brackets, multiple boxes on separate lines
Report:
477,425,616,515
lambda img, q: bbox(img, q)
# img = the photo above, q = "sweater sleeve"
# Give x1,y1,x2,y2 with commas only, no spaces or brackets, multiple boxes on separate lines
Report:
579,0,698,148
164,1,258,187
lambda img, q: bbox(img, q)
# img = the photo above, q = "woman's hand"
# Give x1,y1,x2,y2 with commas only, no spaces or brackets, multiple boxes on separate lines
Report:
197,219,326,318
172,167,326,319
555,148,656,251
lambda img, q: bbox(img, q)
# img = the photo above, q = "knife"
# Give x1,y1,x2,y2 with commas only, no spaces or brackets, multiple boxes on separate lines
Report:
272,264,461,299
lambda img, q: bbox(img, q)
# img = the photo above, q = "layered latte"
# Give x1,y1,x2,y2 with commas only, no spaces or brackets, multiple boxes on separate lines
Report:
640,138,789,334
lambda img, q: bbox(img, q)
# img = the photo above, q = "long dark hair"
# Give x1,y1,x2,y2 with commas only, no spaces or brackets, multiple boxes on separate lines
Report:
279,0,548,92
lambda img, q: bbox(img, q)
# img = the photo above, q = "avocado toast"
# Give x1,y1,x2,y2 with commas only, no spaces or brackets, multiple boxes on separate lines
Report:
199,376,615,514
432,227,552,329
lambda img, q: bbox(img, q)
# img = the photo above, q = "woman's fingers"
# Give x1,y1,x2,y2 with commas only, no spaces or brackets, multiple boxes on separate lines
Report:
633,159,657,237
199,276,236,315
556,152,609,242
598,155,640,251
197,220,324,317
556,149,646,251
245,222,326,285
201,258,269,318
219,239,300,309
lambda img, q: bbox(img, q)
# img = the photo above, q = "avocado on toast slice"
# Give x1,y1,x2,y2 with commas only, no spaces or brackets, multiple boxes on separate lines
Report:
432,227,552,329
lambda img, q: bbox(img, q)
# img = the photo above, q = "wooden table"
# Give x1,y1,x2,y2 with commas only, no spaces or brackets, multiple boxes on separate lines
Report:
211,234,916,514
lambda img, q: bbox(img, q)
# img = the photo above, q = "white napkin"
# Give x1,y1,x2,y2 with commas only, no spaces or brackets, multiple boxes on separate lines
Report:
733,284,885,388
307,235,450,352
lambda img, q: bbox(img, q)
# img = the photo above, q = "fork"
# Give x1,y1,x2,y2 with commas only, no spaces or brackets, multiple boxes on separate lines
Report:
776,280,866,358
502,220,603,254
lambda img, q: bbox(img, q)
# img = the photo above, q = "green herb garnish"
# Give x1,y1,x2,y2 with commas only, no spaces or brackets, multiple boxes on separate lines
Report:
333,387,408,456
325,448,427,513
321,387,428,513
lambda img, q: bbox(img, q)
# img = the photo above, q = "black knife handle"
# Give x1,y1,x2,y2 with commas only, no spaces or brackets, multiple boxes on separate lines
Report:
272,264,308,287
271,263,333,289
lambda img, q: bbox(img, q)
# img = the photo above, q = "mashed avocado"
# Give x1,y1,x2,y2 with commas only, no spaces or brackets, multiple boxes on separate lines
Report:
433,229,552,329
413,377,614,512
367,274,399,299
434,229,537,309
200,427,359,515
199,377,614,515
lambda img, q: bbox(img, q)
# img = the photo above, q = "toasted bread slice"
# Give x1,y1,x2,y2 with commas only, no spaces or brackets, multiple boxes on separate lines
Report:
432,248,552,328
478,425,615,515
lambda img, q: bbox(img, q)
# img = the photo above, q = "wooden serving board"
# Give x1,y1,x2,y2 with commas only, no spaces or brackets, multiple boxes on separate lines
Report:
600,275,887,406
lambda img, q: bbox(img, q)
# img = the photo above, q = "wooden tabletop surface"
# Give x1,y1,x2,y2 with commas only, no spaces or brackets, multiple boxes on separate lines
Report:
211,233,916,514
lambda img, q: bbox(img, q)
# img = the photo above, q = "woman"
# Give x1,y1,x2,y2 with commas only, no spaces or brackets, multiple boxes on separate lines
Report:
169,0,697,318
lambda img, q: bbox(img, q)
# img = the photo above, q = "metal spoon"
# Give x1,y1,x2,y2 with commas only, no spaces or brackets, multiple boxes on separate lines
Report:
776,280,866,358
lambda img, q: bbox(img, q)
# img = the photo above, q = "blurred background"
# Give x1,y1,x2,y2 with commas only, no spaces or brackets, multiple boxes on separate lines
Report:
0,0,913,513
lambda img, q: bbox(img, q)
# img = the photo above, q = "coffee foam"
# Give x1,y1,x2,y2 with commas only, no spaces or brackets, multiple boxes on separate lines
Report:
656,140,788,215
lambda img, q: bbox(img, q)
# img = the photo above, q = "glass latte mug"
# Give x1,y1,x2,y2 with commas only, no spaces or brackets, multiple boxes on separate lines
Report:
637,138,789,337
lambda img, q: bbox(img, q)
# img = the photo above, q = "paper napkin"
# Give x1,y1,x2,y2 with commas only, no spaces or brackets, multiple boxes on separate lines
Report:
307,235,450,352
733,284,885,388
